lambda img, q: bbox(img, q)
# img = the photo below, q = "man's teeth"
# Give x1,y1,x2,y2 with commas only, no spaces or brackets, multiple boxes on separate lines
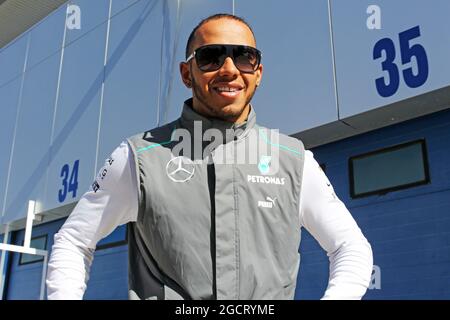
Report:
216,87,240,92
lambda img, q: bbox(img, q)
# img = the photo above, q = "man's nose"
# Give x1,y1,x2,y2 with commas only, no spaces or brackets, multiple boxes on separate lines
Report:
218,56,239,75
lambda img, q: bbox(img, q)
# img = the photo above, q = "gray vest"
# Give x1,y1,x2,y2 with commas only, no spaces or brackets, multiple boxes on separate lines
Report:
126,99,305,300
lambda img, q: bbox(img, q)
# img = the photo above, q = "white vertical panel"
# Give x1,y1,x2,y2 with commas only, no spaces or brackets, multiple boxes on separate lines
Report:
44,24,107,212
234,0,337,134
3,54,60,223
0,34,28,87
65,0,110,46
97,0,164,167
331,0,450,118
161,0,234,125
0,79,21,223
26,4,66,70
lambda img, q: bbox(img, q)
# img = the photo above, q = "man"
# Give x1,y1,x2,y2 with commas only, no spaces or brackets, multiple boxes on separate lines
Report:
47,14,373,300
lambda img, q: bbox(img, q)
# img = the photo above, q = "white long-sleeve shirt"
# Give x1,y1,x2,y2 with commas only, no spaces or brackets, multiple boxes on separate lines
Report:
46,141,373,300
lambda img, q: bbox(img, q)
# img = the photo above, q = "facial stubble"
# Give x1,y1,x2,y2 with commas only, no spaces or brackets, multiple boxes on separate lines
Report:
190,66,257,122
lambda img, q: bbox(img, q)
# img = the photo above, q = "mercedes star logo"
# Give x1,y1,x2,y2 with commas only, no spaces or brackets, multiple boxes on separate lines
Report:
166,156,195,182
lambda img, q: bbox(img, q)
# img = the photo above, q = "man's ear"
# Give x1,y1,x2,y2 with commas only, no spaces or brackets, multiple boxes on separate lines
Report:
180,62,192,88
255,63,263,87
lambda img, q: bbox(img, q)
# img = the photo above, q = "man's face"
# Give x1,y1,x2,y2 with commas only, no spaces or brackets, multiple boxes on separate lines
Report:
180,18,263,122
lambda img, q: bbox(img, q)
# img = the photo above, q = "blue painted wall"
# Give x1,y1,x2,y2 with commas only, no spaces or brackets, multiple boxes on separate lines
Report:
295,107,450,300
5,220,64,300
5,220,128,300
83,245,128,300
5,108,450,299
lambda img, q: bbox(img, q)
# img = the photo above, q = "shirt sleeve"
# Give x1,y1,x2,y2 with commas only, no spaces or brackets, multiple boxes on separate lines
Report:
299,150,373,300
46,141,139,300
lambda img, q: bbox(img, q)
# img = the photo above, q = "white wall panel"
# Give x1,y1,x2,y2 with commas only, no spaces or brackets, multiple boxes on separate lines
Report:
161,0,234,125
65,0,110,46
235,0,337,134
44,25,107,212
97,0,163,169
3,55,60,223
0,79,22,224
331,0,450,118
0,34,28,87
26,4,66,70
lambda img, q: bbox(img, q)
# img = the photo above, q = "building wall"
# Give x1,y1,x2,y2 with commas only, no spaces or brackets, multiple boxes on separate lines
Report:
1,0,450,300
4,220,63,299
5,107,450,300
2,0,450,224
4,220,128,300
296,107,450,299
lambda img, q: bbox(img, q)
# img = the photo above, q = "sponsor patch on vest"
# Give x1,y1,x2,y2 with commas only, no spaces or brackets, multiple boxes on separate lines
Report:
247,175,285,185
258,196,277,209
166,156,195,182
258,155,271,174
91,180,100,193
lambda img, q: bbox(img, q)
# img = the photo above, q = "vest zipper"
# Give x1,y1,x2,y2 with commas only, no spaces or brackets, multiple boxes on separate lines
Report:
207,159,217,299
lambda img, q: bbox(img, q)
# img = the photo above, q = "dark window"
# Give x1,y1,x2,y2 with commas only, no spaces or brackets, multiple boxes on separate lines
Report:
96,224,127,250
349,139,430,198
19,235,47,265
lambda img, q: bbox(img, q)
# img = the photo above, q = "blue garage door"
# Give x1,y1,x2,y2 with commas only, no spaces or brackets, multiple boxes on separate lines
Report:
84,224,128,300
5,219,128,300
5,219,64,300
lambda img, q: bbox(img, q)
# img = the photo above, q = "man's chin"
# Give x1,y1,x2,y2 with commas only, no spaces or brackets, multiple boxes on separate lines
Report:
194,95,248,121
214,104,247,120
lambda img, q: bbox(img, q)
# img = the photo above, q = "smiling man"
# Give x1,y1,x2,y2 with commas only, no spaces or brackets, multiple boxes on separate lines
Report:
46,14,373,300
180,16,262,123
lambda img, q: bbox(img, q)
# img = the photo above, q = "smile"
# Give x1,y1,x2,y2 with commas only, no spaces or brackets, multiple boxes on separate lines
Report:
213,86,244,98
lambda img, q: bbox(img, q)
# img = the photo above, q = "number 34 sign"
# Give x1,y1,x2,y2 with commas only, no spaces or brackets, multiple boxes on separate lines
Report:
58,160,79,203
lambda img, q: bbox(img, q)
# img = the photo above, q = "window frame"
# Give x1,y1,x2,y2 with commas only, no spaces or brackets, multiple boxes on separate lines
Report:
349,139,430,199
19,235,48,266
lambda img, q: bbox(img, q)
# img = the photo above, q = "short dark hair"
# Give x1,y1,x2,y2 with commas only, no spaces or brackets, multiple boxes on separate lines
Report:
185,13,256,59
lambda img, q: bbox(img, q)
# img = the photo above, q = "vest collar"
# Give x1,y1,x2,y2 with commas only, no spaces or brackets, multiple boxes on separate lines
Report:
179,98,256,144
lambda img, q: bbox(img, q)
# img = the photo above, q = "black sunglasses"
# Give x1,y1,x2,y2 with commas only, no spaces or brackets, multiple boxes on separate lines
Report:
186,44,262,73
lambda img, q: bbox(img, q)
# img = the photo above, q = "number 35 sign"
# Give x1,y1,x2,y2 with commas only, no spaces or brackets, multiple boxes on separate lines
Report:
331,1,450,118
373,25,428,98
